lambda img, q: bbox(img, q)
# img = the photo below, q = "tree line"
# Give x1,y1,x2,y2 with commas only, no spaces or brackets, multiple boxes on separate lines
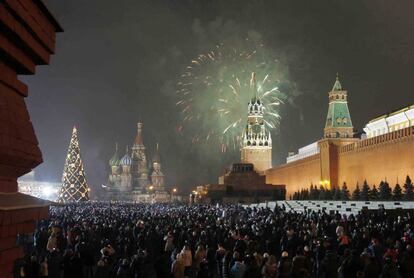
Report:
292,175,414,201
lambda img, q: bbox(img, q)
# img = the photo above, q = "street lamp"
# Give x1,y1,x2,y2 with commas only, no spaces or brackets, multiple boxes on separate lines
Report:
148,185,155,204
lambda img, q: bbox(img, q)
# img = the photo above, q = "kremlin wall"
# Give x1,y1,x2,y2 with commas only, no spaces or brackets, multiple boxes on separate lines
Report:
265,76,414,198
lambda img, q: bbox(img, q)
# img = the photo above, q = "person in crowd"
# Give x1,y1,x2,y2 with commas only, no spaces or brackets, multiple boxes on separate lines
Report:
39,256,48,278
277,251,291,278
216,242,226,277
318,249,339,278
229,251,245,278
261,254,277,278
400,244,414,278
24,255,40,278
12,202,414,278
194,244,207,273
242,254,260,278
291,248,311,278
171,253,185,278
165,231,175,253
181,243,193,276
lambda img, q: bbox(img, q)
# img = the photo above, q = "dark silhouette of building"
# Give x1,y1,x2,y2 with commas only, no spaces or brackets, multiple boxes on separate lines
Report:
0,1,61,276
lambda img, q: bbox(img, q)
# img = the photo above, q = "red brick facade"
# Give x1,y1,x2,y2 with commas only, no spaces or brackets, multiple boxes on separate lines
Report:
266,126,414,199
0,1,61,276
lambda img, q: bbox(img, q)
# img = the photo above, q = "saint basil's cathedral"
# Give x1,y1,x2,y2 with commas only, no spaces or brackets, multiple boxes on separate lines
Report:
105,122,167,201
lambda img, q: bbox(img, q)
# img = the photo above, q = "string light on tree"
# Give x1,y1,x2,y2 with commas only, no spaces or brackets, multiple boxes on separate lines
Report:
58,126,90,202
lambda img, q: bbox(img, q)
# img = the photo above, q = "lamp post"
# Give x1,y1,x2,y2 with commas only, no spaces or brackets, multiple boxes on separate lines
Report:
170,187,177,203
148,185,155,203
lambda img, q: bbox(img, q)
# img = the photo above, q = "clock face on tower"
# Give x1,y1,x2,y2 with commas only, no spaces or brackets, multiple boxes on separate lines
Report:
252,123,261,134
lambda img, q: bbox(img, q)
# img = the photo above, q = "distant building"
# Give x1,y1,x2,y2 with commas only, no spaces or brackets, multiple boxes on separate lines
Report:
266,75,414,198
363,104,414,138
18,171,60,201
196,163,285,204
105,122,168,202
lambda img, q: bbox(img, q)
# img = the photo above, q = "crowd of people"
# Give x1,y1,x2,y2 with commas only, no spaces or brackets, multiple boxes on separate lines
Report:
13,202,414,278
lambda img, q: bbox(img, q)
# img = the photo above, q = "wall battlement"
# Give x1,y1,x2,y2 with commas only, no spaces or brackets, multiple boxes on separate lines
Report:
339,126,414,154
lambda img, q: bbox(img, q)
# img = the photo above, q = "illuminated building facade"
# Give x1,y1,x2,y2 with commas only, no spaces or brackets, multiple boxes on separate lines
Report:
266,75,414,198
106,122,167,201
363,105,414,138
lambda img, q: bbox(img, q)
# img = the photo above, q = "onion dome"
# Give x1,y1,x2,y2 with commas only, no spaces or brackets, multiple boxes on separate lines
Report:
109,143,121,167
120,146,132,166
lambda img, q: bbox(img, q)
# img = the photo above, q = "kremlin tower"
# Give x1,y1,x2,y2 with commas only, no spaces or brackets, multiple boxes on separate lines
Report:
324,74,354,138
240,72,272,172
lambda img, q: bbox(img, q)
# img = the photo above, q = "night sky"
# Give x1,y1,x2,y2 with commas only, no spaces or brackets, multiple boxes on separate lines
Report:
22,0,414,193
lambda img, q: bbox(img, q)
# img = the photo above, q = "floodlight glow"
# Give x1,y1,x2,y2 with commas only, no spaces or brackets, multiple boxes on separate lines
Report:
42,186,53,197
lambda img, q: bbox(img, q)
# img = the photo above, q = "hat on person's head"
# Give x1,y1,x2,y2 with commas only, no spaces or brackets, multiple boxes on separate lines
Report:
281,251,289,258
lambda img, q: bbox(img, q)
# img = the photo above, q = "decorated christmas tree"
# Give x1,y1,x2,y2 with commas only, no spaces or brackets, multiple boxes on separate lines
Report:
58,126,90,202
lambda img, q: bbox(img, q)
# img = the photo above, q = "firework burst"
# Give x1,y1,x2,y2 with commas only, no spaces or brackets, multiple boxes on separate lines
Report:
176,42,287,152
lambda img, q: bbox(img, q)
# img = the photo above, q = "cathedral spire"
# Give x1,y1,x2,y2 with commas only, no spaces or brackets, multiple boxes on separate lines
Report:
134,122,144,145
153,142,161,163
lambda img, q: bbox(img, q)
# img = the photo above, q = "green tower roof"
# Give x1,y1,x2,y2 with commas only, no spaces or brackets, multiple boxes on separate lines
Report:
324,74,353,137
325,102,353,128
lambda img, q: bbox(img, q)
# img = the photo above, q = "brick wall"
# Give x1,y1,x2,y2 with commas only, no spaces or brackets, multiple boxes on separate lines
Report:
265,126,414,198
338,126,414,189
265,154,321,198
0,206,49,277
0,1,61,276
